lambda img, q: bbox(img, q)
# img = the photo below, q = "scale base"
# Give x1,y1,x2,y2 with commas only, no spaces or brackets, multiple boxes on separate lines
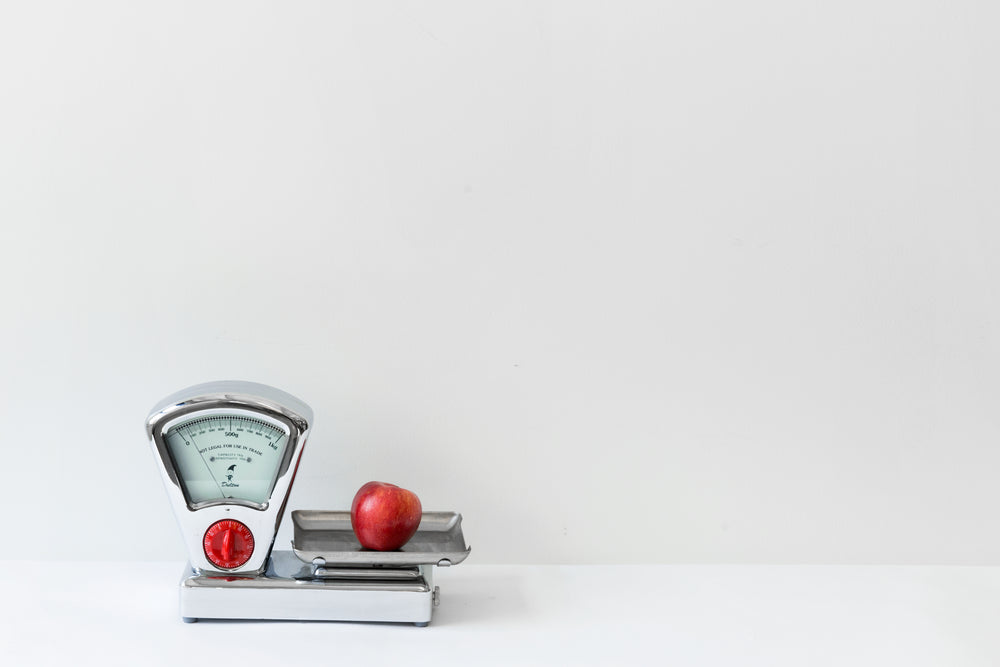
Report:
179,551,438,625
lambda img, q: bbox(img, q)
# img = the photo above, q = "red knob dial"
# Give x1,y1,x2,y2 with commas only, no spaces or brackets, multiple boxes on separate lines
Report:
203,519,255,569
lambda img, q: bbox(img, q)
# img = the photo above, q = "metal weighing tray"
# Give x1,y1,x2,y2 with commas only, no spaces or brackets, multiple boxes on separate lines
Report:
291,510,471,566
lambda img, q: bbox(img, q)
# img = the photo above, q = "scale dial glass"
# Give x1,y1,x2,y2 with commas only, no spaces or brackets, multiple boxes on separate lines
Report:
163,411,290,508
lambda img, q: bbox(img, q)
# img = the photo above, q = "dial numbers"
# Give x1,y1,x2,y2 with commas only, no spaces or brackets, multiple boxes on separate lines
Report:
164,411,290,507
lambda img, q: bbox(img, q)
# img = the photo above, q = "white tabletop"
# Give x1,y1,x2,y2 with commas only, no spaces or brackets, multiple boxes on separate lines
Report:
3,562,999,666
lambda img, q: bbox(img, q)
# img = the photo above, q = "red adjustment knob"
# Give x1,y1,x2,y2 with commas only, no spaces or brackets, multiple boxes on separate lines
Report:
203,519,255,569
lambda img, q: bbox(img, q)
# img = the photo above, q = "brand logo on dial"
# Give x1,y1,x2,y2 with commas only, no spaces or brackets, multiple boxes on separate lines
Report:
221,464,240,488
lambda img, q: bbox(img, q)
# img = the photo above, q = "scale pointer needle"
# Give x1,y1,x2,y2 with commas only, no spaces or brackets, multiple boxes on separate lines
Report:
187,428,227,500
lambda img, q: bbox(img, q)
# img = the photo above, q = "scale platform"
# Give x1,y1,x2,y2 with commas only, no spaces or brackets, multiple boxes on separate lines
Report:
179,511,470,625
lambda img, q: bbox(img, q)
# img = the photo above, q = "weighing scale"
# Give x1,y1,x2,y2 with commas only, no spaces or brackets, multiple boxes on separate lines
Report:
146,381,470,625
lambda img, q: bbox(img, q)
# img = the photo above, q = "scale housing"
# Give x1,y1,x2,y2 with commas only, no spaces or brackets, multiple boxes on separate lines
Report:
146,381,469,625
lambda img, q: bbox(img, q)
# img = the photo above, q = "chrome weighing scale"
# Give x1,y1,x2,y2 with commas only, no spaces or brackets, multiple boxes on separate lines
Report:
145,381,470,625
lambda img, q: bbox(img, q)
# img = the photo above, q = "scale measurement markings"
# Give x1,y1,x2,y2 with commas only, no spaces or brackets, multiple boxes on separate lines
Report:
174,415,284,438
163,412,290,505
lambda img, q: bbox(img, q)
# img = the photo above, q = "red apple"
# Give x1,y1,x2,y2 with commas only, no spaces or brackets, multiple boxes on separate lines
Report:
350,481,423,551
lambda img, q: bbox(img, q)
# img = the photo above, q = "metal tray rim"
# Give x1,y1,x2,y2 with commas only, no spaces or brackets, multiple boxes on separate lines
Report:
290,510,471,566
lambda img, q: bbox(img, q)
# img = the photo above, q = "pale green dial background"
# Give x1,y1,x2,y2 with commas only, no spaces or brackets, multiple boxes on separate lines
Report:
164,412,289,506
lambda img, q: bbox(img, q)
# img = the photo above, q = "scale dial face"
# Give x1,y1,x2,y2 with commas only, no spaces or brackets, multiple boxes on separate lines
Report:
162,409,291,509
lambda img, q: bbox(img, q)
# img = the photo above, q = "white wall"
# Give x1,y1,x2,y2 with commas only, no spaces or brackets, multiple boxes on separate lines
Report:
1,1,998,564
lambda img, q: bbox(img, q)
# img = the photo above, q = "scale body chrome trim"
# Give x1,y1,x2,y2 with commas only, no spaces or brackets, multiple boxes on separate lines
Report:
179,552,436,624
